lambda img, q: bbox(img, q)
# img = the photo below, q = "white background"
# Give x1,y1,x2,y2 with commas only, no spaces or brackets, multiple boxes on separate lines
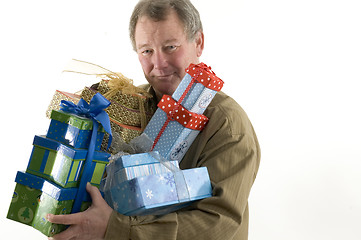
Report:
1,0,360,239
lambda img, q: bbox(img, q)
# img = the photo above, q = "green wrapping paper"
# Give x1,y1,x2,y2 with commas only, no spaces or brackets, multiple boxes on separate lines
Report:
6,171,92,237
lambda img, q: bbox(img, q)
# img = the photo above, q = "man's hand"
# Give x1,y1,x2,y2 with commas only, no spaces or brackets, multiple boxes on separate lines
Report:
47,183,113,240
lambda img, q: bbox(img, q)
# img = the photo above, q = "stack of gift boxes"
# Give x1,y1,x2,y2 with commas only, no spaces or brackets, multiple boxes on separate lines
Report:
7,94,111,237
101,63,224,215
7,62,224,235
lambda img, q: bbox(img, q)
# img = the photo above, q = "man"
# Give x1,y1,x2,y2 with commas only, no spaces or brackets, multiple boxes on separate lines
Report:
47,0,260,239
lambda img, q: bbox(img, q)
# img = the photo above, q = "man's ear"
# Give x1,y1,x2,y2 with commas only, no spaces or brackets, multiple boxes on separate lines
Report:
195,31,204,57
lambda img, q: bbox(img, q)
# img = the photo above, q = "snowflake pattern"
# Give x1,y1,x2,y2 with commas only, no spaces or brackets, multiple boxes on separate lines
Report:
113,202,119,211
158,175,165,182
164,174,175,187
146,189,153,199
199,93,213,109
170,141,188,160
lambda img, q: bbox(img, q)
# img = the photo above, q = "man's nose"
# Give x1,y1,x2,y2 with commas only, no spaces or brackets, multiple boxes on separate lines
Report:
153,51,168,70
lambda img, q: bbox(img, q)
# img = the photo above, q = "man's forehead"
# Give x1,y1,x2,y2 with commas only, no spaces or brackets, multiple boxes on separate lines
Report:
135,12,186,49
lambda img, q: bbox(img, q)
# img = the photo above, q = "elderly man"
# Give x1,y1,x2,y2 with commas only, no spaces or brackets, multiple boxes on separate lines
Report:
47,0,260,239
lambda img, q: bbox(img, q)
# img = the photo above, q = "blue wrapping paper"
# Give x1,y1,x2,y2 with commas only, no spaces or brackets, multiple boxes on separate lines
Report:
105,167,212,216
46,110,105,150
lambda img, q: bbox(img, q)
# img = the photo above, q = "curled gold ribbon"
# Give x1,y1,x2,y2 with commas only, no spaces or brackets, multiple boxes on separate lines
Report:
102,71,151,99
63,59,151,98
63,59,151,130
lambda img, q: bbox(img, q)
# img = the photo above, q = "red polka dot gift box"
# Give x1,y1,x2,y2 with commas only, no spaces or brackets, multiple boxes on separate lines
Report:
143,62,224,162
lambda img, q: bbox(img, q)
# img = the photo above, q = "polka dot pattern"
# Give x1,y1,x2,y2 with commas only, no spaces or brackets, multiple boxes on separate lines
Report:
185,62,224,92
158,95,209,131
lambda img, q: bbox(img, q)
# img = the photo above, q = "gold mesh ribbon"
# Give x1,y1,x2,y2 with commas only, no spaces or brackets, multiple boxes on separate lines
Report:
80,87,152,127
46,90,80,118
63,59,151,130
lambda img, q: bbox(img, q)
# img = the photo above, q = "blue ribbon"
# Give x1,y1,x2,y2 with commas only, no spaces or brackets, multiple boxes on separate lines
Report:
60,93,112,148
60,93,112,213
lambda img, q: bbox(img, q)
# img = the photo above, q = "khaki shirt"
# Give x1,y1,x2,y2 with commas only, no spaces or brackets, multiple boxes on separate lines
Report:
105,86,260,240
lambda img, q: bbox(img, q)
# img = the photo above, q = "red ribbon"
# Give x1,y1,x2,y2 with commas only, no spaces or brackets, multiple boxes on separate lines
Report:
151,95,209,151
158,95,209,130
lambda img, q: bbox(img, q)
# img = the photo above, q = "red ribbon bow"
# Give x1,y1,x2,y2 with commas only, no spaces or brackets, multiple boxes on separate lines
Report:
185,63,224,92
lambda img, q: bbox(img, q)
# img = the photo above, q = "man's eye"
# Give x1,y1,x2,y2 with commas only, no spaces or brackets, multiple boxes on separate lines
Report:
142,49,152,55
167,45,177,51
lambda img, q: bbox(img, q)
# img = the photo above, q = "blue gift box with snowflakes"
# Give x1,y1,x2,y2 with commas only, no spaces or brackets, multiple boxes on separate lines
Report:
105,167,212,216
26,135,110,188
143,63,224,162
111,152,172,170
108,152,179,183
6,171,93,237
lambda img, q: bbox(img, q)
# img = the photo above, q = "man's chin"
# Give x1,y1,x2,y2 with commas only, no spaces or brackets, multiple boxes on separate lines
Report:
153,85,176,98
155,82,178,95
158,88,174,97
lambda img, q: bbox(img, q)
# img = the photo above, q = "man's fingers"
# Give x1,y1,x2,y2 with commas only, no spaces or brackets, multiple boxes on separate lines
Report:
47,183,104,225
48,225,78,240
86,182,103,206
46,183,111,240
47,212,82,225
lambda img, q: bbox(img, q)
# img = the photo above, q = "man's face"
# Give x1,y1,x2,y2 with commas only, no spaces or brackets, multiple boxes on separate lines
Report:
134,10,204,100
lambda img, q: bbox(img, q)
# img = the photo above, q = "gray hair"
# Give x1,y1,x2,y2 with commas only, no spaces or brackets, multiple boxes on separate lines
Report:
129,0,203,51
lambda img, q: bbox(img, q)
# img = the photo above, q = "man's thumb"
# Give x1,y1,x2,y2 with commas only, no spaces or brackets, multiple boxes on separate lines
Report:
86,182,102,205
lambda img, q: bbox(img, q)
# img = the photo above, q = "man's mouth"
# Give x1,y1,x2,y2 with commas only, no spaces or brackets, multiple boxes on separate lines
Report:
156,74,173,81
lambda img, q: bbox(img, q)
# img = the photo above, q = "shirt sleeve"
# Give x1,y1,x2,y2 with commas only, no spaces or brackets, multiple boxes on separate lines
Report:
104,94,260,240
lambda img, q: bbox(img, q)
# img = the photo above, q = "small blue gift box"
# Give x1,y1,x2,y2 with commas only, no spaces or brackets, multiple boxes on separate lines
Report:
111,152,167,169
26,135,110,188
114,160,179,184
105,167,212,216
143,63,223,162
106,152,179,184
46,110,105,150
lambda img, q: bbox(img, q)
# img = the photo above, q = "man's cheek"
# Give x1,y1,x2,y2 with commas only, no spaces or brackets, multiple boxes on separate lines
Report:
138,56,152,74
